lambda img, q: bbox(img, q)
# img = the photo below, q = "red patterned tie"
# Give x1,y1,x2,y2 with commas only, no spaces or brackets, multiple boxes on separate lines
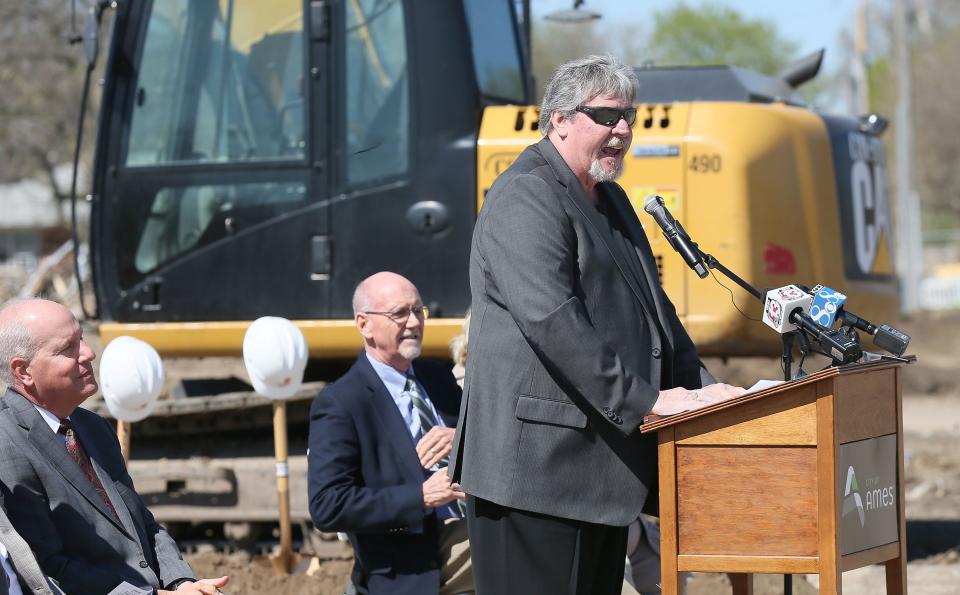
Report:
58,419,120,522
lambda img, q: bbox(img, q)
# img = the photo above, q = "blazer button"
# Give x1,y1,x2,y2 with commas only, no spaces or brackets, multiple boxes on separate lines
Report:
139,560,149,568
652,347,662,359
602,407,623,424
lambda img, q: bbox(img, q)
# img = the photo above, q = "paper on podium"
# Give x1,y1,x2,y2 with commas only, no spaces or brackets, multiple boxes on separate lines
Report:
745,379,785,395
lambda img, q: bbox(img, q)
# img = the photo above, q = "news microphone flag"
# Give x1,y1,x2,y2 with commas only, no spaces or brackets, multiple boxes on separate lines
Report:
762,285,813,334
809,284,848,328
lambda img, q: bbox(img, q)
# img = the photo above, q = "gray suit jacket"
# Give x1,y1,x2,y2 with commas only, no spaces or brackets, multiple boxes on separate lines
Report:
0,389,195,594
0,499,63,595
451,138,714,526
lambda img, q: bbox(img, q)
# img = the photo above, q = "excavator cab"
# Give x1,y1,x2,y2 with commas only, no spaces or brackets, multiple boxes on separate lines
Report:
91,0,529,330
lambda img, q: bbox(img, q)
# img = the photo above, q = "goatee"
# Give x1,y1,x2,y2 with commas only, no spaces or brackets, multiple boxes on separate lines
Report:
589,158,624,183
399,341,422,360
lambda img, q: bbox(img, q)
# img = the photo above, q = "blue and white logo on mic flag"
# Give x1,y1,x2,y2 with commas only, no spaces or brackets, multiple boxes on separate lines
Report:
810,284,847,327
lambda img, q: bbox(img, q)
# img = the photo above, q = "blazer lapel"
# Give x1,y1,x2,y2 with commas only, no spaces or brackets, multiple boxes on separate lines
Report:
0,503,52,595
537,139,661,322
355,356,425,481
5,392,132,538
606,187,677,349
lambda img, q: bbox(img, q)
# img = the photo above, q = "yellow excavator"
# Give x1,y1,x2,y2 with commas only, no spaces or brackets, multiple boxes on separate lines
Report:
72,0,897,537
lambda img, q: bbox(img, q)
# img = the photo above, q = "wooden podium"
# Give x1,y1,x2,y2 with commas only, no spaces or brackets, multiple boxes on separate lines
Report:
641,361,909,595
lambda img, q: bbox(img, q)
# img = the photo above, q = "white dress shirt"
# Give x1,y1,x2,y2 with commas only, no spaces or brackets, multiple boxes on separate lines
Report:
32,405,67,446
0,543,25,595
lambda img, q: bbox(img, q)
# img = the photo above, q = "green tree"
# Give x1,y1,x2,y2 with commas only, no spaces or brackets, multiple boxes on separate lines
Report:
530,3,809,101
648,3,798,75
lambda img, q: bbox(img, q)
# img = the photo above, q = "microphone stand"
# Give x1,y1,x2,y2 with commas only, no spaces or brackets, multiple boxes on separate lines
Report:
696,248,797,595
693,250,798,384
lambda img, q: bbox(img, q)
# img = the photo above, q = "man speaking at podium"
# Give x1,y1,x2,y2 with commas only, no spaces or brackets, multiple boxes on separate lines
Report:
450,55,745,595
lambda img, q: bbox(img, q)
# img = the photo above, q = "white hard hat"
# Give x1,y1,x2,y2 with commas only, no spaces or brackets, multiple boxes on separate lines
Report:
99,336,165,422
242,317,308,400
103,393,157,423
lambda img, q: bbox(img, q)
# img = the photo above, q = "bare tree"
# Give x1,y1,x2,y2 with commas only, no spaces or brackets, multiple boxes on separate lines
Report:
0,0,92,220
866,0,960,231
912,2,960,227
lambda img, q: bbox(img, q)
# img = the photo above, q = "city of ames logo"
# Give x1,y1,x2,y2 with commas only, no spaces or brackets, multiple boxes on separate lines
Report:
843,466,866,528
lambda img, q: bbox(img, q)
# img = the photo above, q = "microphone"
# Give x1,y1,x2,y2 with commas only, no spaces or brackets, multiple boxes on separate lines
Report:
762,284,861,364
801,284,911,357
808,284,847,327
643,194,709,278
791,312,863,364
762,285,813,334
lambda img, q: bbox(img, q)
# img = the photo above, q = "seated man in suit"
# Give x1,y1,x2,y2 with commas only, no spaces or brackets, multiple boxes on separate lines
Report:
0,298,230,595
0,494,64,595
308,272,472,595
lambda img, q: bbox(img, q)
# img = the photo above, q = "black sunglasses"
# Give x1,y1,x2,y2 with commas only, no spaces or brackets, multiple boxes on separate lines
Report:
575,105,637,127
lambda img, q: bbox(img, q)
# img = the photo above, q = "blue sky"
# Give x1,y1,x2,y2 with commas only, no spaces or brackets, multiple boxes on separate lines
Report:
532,0,857,64
532,0,860,109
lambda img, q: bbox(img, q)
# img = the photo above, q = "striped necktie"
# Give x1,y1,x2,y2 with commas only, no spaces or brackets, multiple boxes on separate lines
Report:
404,375,465,517
404,374,438,438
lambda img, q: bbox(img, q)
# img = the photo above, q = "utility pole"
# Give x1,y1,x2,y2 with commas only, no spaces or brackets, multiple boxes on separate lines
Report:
893,0,925,313
845,0,870,115
851,0,870,114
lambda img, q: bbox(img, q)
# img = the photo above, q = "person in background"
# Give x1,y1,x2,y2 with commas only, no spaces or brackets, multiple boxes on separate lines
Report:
308,272,472,595
449,312,470,389
0,298,229,595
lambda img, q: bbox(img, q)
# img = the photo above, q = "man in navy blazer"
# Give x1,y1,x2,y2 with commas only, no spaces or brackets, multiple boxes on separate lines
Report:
308,272,471,595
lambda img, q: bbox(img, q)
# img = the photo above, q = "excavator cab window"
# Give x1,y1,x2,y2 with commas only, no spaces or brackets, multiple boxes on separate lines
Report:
345,0,409,186
463,0,527,104
126,0,305,165
113,0,308,288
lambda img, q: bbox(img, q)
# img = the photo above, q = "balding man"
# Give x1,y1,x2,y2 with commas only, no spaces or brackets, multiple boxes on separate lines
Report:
0,298,229,595
308,272,472,595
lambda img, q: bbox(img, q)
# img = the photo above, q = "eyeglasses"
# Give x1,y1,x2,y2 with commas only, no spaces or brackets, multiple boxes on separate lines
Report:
362,305,430,323
575,105,637,127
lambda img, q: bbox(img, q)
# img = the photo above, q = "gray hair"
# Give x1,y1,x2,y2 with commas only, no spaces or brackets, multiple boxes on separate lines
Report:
0,300,39,386
539,54,638,136
352,281,371,316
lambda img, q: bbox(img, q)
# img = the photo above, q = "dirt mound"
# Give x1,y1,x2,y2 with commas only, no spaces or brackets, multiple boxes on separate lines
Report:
185,550,352,595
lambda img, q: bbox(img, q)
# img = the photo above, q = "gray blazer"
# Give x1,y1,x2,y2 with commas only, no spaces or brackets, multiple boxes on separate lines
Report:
450,138,714,526
0,499,63,595
0,389,195,594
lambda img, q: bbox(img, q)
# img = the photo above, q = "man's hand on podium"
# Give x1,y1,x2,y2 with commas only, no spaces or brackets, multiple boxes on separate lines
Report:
649,383,746,416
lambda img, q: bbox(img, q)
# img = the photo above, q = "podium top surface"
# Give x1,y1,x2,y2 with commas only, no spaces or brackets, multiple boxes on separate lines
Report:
640,360,906,433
